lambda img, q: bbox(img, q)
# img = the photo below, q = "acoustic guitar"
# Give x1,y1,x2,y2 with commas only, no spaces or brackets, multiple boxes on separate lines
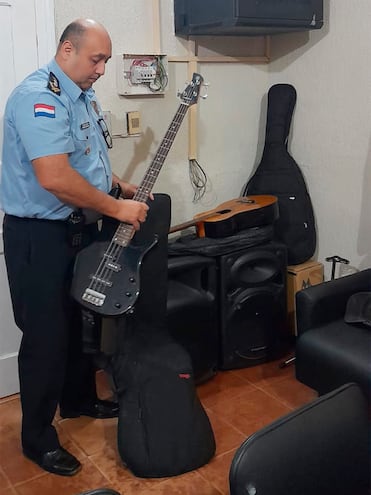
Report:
71,73,204,317
169,195,278,238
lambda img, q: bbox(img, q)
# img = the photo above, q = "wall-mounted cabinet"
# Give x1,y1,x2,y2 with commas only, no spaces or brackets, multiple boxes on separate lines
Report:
174,0,323,37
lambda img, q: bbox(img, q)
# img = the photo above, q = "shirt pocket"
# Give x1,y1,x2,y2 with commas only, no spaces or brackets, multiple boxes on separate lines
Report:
72,123,92,155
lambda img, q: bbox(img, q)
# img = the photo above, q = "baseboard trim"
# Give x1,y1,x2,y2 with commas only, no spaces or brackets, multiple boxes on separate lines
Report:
0,352,20,398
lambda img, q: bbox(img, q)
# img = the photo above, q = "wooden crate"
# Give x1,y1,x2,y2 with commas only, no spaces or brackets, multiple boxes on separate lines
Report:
287,260,324,335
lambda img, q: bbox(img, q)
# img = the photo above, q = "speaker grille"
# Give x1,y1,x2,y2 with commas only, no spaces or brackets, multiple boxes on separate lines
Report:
218,242,287,370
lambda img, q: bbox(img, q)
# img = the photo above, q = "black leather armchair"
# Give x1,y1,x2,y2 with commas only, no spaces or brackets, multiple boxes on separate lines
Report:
167,255,218,384
229,383,370,495
295,268,371,397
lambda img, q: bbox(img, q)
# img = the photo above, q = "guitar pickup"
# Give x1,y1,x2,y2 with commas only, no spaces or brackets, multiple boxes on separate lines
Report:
104,261,121,272
103,253,121,272
90,275,112,287
82,288,106,307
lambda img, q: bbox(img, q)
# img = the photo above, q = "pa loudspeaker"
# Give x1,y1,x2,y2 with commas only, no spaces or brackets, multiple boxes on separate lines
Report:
167,255,218,384
218,241,287,370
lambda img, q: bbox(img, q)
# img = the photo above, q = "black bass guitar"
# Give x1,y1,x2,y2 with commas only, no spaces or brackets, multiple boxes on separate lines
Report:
71,73,204,317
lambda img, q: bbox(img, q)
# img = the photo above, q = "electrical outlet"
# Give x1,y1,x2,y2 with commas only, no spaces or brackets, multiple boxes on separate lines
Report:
127,111,141,135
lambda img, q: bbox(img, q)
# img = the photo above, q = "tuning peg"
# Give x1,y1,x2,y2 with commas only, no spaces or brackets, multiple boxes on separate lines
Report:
201,82,209,99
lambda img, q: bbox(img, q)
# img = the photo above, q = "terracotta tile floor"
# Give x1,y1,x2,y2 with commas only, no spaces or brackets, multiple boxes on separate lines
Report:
0,356,317,495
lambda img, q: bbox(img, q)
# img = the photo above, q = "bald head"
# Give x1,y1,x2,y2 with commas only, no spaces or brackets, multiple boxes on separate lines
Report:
57,19,109,52
56,18,112,90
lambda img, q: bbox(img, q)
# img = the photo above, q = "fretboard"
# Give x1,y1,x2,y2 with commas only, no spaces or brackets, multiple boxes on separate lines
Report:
113,101,190,247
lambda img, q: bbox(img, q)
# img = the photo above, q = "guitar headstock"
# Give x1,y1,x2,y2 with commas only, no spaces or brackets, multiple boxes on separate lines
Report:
179,73,204,106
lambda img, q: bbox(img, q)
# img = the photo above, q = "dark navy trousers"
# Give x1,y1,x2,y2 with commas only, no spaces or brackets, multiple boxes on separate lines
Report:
3,215,97,454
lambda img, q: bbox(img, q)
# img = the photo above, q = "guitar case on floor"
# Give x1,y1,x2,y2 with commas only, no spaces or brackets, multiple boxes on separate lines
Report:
168,224,274,257
243,84,316,265
108,194,216,478
112,325,216,478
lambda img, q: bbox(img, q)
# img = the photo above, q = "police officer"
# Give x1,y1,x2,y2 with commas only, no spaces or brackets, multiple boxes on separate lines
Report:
0,19,149,476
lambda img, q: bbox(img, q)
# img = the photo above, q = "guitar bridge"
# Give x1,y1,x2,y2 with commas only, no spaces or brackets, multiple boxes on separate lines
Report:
82,288,106,307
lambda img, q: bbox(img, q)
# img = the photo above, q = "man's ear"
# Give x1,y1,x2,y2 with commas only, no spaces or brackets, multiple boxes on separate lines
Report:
60,40,74,59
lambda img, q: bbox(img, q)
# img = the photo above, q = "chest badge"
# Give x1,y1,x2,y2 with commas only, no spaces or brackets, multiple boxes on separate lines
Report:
47,72,61,95
90,100,99,115
85,147,91,155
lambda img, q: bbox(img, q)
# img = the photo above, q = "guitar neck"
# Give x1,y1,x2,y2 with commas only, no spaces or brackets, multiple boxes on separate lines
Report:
134,102,189,203
114,102,190,246
169,220,196,234
169,211,216,234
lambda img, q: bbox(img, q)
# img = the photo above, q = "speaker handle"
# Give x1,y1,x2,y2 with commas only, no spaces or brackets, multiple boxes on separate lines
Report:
236,346,268,361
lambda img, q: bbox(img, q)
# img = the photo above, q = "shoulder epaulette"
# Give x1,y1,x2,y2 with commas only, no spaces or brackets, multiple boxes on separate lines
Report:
47,72,61,96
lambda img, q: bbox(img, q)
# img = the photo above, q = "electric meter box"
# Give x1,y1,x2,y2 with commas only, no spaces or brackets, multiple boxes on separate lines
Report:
116,54,169,96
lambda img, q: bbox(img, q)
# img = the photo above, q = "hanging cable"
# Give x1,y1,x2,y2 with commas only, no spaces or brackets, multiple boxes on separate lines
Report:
149,56,168,92
189,158,207,202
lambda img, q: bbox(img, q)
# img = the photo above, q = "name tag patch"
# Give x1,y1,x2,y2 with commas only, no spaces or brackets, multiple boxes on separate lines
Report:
80,122,90,130
34,103,55,118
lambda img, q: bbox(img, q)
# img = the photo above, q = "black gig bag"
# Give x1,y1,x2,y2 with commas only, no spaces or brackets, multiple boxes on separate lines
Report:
107,193,215,478
113,326,216,478
243,84,316,265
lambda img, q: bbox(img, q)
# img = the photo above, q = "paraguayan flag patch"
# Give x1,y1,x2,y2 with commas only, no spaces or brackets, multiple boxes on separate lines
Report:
34,103,56,118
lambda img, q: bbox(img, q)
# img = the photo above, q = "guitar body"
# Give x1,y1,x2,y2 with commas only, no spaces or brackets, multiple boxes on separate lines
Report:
196,196,278,238
169,195,278,238
71,236,158,317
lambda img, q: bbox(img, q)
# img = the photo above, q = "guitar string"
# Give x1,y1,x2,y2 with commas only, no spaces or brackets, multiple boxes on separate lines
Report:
92,109,187,289
86,78,200,297
92,111,186,285
86,96,194,298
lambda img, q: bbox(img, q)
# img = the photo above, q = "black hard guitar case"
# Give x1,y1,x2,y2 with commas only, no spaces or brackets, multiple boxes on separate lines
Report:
243,84,316,265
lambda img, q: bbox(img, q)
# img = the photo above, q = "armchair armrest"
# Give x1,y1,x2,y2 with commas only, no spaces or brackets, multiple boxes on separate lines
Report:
296,268,371,335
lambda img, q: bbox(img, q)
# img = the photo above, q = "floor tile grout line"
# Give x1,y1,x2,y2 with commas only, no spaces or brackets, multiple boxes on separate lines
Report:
12,470,48,488
5,486,18,495
205,385,299,445
196,455,234,495
205,380,276,414
204,406,254,446
82,455,113,486
252,381,311,410
0,463,13,491
230,366,295,387
199,380,262,410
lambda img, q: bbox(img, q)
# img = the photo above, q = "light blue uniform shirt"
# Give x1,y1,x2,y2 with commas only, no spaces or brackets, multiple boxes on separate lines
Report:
0,58,112,219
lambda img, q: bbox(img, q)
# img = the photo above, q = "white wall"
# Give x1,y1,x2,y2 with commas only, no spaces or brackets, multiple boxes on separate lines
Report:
54,0,371,280
268,0,371,278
